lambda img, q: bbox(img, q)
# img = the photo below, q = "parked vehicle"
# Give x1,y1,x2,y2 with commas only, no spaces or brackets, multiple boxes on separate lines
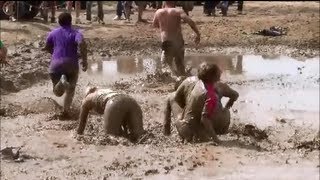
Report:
0,1,42,20
0,1,86,20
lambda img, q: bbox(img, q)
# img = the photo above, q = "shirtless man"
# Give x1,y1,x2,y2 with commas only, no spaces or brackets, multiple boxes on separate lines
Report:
163,62,239,144
44,12,88,116
152,1,201,76
77,87,145,142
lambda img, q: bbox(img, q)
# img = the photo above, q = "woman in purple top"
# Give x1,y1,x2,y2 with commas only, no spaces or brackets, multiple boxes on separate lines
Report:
44,12,88,117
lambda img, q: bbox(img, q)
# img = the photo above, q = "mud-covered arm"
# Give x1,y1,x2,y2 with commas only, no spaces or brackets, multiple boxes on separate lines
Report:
181,11,200,41
75,32,88,71
77,95,94,135
200,94,221,144
152,11,160,28
219,83,239,109
174,81,186,109
163,92,175,135
44,32,54,54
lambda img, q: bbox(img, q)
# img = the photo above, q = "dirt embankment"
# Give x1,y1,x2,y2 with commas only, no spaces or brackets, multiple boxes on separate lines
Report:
1,2,319,94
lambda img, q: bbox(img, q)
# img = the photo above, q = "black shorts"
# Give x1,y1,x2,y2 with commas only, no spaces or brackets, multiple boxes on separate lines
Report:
49,70,79,88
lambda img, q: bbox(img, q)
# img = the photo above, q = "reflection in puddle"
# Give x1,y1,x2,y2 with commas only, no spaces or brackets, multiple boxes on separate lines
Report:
88,54,319,127
88,54,319,79
88,56,158,78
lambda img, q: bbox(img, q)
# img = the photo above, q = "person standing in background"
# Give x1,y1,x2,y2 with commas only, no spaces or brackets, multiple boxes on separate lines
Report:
237,1,244,14
41,1,56,23
203,1,220,16
114,1,125,20
135,1,147,23
86,1,104,24
66,1,81,24
123,1,133,21
220,1,228,16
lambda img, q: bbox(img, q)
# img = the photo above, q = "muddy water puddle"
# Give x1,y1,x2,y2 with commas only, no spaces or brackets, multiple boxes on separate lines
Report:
89,54,319,128
89,54,319,80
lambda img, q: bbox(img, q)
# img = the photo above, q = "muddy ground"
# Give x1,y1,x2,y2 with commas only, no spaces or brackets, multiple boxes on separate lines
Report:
0,1,319,180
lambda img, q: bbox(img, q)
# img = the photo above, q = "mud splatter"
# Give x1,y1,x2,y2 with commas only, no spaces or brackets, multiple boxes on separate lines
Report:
230,123,269,141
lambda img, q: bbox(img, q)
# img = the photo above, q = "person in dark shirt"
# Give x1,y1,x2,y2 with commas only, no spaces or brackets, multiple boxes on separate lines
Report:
44,12,88,116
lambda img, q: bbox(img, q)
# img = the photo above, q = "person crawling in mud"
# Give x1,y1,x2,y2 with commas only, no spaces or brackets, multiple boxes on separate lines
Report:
76,87,145,142
0,40,8,66
43,12,88,117
152,1,201,76
163,62,239,144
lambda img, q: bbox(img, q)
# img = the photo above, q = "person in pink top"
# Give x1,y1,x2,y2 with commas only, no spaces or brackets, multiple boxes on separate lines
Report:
163,62,239,145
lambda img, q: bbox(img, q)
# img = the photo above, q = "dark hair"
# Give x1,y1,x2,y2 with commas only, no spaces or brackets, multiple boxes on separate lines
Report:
164,1,176,7
197,62,221,83
58,12,72,26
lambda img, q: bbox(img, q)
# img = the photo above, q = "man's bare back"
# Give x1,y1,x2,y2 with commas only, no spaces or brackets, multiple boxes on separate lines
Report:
152,1,200,76
153,7,184,42
153,3,200,44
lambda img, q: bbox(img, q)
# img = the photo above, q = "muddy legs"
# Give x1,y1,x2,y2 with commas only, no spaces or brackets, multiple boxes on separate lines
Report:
41,1,55,23
163,94,174,135
103,96,144,141
50,71,78,114
175,120,194,142
160,42,186,76
212,109,231,135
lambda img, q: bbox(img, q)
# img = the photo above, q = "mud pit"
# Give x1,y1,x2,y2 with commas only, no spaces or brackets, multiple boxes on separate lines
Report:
1,2,320,180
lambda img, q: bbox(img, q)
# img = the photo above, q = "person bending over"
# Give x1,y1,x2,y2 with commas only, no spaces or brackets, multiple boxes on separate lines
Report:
77,87,145,142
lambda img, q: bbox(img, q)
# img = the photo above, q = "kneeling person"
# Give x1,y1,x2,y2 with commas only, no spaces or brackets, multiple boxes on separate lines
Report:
77,87,145,142
163,63,239,144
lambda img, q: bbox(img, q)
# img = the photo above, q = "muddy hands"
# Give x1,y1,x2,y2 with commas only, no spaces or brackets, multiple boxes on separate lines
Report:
0,60,10,67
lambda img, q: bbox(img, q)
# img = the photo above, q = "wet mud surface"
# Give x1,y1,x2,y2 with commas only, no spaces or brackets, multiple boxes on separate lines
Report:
1,2,319,180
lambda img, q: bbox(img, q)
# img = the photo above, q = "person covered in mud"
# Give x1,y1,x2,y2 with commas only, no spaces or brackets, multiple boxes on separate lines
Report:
152,1,201,76
163,62,239,144
0,40,8,66
43,12,88,116
76,87,145,142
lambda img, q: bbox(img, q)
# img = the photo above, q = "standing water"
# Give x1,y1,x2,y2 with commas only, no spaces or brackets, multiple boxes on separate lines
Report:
89,54,319,128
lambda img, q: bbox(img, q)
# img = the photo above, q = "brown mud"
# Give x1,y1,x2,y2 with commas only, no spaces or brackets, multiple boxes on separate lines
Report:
1,2,319,180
